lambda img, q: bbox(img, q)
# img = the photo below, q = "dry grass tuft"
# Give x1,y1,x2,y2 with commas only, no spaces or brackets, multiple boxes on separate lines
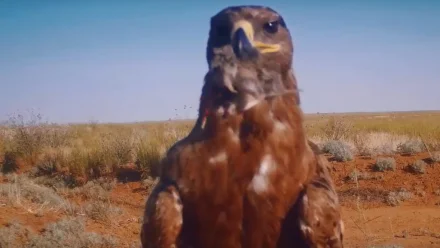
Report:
68,178,116,200
0,221,31,248
397,139,425,155
406,160,427,174
320,116,353,141
431,151,440,163
84,199,123,223
385,188,413,206
322,140,354,162
345,170,384,182
373,157,396,172
338,187,390,205
0,173,77,214
26,217,118,248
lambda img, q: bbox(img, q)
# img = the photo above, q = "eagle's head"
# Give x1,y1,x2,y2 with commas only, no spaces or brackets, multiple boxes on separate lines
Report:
202,5,298,117
207,5,293,69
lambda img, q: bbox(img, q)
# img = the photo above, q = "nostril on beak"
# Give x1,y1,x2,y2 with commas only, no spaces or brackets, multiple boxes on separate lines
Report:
232,28,258,60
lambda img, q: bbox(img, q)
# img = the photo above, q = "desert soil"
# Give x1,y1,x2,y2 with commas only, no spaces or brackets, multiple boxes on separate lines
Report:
1,152,440,248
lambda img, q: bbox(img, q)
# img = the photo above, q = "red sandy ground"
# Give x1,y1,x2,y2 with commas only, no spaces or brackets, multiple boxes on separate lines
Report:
1,152,440,247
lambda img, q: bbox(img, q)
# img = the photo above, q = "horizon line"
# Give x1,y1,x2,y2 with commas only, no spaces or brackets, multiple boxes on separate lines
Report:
2,109,437,126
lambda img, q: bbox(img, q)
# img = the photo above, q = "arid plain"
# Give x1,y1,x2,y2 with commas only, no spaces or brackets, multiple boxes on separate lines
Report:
1,110,440,248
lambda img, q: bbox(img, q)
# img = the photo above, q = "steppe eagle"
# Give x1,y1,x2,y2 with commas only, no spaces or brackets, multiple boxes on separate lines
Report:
140,5,344,248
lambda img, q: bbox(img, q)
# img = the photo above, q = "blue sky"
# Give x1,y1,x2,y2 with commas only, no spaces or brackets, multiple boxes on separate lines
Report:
1,0,439,123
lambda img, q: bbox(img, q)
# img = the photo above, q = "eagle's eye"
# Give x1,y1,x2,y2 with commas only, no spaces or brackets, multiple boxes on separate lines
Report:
263,20,279,34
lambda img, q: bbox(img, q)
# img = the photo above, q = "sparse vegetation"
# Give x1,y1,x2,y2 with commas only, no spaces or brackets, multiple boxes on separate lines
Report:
320,116,353,141
2,111,440,180
432,152,440,162
322,140,354,162
397,139,424,155
1,111,440,247
0,221,31,248
1,112,188,184
407,160,427,174
385,188,413,206
352,132,374,157
0,173,74,213
26,217,118,248
373,157,396,172
84,199,123,222
345,169,384,182
68,178,117,200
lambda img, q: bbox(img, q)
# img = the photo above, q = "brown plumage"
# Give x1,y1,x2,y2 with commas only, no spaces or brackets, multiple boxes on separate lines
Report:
278,141,344,248
299,141,344,248
140,5,343,248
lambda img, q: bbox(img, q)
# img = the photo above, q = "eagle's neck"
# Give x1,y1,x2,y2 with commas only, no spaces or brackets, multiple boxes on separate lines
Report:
201,93,305,144
191,68,304,142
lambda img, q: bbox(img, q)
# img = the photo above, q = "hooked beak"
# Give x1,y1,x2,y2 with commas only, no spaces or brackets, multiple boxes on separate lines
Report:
231,20,280,60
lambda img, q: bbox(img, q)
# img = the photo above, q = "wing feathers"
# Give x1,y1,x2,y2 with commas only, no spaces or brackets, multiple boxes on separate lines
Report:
297,141,344,248
141,181,183,248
